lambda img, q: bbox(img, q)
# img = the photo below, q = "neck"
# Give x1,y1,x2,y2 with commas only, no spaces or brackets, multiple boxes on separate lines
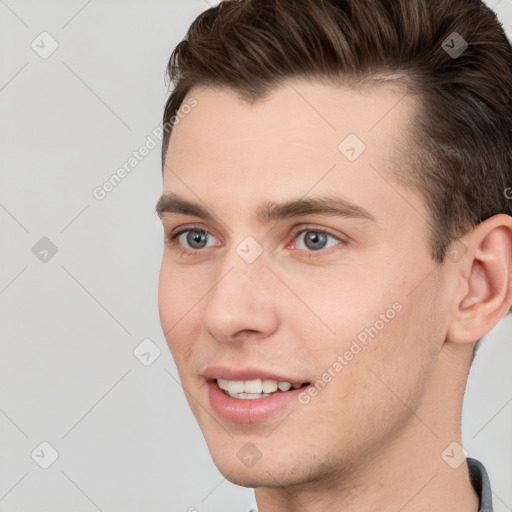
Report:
255,342,480,512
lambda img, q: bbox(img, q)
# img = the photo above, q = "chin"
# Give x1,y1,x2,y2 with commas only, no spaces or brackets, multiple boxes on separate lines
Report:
209,447,327,489
216,463,293,488
221,469,269,488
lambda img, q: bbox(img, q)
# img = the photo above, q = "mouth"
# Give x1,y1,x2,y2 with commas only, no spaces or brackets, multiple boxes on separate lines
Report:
215,378,310,399
202,366,312,422
203,368,312,423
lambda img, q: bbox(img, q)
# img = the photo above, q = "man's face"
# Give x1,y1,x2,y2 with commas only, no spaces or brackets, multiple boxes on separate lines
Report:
158,80,450,486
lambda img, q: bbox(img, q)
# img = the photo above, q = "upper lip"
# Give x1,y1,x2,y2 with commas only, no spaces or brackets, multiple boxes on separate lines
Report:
203,365,307,384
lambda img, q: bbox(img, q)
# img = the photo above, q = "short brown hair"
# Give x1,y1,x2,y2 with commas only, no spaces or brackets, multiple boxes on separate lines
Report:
162,0,512,266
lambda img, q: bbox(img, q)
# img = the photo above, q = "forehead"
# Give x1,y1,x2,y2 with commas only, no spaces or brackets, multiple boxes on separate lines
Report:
167,79,414,169
163,79,423,225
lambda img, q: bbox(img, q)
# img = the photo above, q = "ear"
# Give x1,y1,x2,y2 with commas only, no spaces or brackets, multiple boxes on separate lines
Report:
446,214,512,344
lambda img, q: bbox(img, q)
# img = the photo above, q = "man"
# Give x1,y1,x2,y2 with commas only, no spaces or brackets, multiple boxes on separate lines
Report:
156,0,512,510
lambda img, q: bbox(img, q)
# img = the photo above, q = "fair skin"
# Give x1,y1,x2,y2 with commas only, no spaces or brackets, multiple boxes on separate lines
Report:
157,79,512,512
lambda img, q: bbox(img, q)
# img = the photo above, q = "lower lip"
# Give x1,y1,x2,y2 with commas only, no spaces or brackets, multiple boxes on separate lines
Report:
208,381,306,423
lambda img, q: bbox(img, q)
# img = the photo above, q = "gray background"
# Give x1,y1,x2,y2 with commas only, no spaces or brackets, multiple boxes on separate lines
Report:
0,1,511,511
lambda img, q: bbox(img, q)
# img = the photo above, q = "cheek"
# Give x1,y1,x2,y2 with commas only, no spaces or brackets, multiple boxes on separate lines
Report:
280,261,390,345
158,261,202,363
296,294,438,454
287,258,438,388
158,257,206,320
158,262,177,335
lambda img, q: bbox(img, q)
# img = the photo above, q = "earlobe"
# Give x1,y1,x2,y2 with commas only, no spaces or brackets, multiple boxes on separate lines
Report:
446,215,512,345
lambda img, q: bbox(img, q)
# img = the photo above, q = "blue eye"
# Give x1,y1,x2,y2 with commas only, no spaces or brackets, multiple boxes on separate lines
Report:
294,230,341,251
172,229,219,250
166,225,344,256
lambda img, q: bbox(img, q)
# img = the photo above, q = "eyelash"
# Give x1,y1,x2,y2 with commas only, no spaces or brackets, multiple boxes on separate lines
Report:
165,223,345,258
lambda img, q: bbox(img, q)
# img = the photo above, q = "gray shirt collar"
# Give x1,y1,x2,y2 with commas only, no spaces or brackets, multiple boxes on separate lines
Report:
468,457,494,511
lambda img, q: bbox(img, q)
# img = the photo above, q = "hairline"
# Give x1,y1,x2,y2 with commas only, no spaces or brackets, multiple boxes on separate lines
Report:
162,71,419,168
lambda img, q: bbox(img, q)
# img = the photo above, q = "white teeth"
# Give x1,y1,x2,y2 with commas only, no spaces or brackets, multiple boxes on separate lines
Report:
233,392,270,399
245,379,263,393
226,380,244,394
262,379,278,393
216,378,305,397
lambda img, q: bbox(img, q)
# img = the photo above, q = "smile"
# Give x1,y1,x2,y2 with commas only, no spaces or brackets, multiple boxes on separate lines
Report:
216,378,309,399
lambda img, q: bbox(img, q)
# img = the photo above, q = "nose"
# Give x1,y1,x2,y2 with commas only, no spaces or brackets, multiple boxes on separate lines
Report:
202,250,280,343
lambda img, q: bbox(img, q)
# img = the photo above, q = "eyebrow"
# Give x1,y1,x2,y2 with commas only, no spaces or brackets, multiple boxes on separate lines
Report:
155,192,376,224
